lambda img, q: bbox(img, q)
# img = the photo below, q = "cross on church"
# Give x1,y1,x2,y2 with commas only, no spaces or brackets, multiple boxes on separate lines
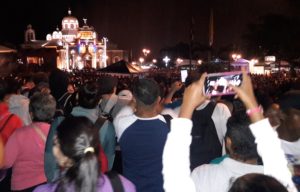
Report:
83,18,87,25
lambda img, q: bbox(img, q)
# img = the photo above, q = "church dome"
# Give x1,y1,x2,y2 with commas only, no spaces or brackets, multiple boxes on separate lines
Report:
61,9,79,31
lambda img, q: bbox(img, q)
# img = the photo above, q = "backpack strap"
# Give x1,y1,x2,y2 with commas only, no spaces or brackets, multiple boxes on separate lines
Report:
0,114,14,133
100,96,117,114
100,97,117,122
106,171,124,192
162,114,172,130
106,105,115,122
94,116,108,131
32,123,47,143
206,101,217,117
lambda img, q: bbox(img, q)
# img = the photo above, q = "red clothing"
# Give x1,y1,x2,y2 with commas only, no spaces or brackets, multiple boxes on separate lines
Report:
4,122,50,190
99,144,109,173
0,102,23,144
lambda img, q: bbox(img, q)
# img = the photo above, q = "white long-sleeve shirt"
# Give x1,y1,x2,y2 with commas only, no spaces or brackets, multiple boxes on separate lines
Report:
162,118,297,192
162,118,195,192
249,119,297,192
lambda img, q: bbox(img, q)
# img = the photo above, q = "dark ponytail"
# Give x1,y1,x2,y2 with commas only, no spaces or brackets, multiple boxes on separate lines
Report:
76,150,99,192
55,116,100,192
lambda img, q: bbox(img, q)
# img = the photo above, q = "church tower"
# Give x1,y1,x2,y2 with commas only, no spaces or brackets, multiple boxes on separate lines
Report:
25,24,36,42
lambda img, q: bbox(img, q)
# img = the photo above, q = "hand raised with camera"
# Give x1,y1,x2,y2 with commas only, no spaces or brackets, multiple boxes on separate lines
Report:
179,73,209,119
229,68,264,122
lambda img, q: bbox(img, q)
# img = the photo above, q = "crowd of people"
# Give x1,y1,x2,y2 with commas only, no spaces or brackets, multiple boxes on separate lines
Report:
0,66,299,192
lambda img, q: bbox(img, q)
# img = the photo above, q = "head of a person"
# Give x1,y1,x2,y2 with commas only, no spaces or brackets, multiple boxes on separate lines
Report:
118,89,133,101
132,78,161,107
255,89,273,112
184,63,221,87
29,82,51,97
184,71,200,87
278,90,300,139
265,103,281,128
29,92,56,123
78,81,100,109
225,113,259,162
33,72,49,85
228,173,288,192
53,116,100,192
98,76,118,95
22,74,35,89
67,83,75,94
0,79,7,101
49,68,69,101
6,78,21,95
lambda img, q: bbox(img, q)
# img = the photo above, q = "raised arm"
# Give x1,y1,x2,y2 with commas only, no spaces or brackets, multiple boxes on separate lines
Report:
230,68,297,192
179,73,208,119
163,81,183,104
163,73,208,192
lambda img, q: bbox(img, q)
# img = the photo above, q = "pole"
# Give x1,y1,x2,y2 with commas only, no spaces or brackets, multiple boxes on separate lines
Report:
189,16,194,72
208,9,214,62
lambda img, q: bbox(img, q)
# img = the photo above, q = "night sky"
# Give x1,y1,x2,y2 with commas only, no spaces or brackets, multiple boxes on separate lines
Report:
0,0,298,59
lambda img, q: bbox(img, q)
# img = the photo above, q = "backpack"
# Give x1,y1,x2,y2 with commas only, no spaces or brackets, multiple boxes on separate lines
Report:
190,101,222,171
55,92,76,117
99,96,118,123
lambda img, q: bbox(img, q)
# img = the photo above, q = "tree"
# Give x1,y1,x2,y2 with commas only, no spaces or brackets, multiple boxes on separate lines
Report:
159,41,211,61
243,14,300,61
243,14,300,76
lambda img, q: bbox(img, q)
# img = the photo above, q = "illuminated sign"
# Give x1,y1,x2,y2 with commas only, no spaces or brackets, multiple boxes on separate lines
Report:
79,31,94,40
265,56,276,63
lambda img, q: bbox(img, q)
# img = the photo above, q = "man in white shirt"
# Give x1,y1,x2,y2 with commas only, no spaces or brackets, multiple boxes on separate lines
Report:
163,69,297,192
191,113,263,192
173,87,231,171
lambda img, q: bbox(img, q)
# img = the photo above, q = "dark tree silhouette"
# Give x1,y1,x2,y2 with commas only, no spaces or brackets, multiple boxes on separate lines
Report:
243,14,300,61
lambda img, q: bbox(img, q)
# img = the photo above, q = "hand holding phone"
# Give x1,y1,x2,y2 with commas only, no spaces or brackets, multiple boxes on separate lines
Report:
180,69,188,83
204,71,243,96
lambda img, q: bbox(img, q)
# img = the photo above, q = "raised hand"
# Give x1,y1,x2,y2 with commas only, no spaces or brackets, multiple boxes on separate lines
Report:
179,73,209,119
230,68,264,122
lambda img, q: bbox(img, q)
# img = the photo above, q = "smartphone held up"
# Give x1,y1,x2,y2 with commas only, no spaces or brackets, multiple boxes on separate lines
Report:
204,71,243,96
180,69,188,83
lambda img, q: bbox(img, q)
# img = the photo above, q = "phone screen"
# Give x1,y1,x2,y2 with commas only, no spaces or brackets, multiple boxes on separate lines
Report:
180,69,188,83
204,71,243,96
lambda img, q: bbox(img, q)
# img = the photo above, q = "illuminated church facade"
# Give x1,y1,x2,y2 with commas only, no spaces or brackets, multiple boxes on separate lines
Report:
21,9,128,71
44,9,108,70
